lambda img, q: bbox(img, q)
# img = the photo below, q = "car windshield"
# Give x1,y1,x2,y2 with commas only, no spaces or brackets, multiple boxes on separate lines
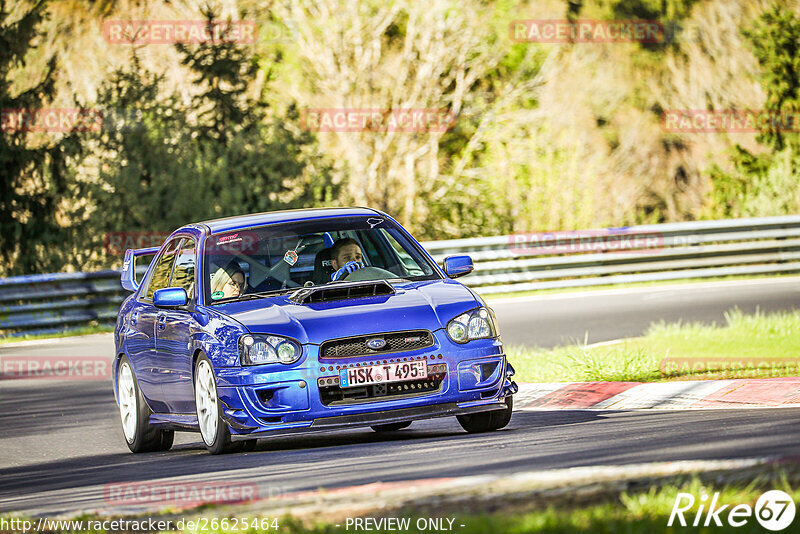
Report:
203,215,440,304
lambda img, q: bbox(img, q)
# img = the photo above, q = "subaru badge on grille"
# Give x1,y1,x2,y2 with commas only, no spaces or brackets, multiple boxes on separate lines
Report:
366,338,387,350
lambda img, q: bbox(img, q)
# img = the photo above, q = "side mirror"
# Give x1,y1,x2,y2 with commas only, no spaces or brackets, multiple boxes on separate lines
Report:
153,287,188,308
443,255,474,278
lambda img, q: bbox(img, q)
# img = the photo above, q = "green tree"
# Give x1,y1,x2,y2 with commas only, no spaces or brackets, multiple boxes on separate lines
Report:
176,10,334,217
706,4,800,219
744,6,800,152
87,13,334,266
0,0,81,275
85,52,197,236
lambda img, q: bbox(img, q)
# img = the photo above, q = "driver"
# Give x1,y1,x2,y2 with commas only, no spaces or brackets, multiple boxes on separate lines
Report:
210,261,246,299
330,238,365,281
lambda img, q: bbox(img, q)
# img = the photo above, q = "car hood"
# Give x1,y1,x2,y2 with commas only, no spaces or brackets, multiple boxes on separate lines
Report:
218,279,479,344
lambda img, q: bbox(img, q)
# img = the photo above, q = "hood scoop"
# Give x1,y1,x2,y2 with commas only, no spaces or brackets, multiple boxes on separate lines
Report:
289,280,395,304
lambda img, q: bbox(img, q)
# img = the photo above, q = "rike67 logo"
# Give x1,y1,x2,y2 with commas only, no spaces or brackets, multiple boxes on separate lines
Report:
669,490,796,531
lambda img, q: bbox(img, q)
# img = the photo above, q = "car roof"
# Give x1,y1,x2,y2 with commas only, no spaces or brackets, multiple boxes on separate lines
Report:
193,207,384,234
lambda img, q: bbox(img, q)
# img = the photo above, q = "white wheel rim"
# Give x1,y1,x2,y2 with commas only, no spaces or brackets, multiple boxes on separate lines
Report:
118,362,137,443
195,360,218,446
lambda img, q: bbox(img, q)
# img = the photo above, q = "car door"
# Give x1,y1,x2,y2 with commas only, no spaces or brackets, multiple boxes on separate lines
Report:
130,238,181,413
154,237,198,414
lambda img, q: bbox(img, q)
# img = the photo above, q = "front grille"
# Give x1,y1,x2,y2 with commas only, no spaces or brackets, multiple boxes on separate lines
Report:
320,330,434,359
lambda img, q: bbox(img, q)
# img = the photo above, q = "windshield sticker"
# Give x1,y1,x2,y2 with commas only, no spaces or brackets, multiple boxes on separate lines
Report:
211,231,258,255
283,249,299,266
366,218,384,228
211,290,225,300
217,233,240,244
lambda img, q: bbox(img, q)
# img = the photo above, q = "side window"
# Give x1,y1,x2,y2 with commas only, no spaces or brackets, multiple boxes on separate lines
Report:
141,239,182,301
170,238,197,299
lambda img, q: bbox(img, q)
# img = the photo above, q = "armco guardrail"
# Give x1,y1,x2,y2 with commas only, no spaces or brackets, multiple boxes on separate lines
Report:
427,215,800,294
2,215,800,336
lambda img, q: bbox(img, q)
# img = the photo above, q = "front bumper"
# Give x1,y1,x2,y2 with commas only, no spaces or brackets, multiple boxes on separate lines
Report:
214,332,515,436
229,400,508,441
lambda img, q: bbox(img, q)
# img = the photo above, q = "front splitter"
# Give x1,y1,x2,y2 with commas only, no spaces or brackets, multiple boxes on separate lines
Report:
230,398,509,441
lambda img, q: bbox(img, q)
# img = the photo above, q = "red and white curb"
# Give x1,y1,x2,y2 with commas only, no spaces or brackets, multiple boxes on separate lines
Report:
515,378,800,410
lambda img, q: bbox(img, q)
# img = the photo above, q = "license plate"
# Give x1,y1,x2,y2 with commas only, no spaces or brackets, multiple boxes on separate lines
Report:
339,361,427,388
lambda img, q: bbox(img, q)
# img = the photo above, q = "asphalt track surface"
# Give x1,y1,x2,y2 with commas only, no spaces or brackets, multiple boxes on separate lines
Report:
1,277,799,516
489,276,800,348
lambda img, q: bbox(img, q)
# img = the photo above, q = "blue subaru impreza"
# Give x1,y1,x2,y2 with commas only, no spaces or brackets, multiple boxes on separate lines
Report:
113,208,516,454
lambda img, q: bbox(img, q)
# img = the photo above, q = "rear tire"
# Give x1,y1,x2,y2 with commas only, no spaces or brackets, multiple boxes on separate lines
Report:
456,396,513,433
117,356,173,453
371,422,412,432
195,354,238,455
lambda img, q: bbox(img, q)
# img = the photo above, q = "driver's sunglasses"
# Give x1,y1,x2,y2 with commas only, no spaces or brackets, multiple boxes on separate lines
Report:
227,277,246,291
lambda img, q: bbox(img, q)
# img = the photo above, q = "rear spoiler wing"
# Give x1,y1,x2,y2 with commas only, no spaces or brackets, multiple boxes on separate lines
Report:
121,246,160,292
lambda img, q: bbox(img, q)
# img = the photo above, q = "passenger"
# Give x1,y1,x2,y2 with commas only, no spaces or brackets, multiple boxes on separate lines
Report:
210,261,246,299
330,238,365,281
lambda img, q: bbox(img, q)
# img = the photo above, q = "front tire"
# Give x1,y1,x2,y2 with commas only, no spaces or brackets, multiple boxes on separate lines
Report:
456,396,513,433
117,356,173,453
195,354,238,454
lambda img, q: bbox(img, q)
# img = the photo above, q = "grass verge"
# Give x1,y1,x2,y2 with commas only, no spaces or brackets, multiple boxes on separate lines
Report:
0,324,114,344
296,479,800,534
508,308,800,382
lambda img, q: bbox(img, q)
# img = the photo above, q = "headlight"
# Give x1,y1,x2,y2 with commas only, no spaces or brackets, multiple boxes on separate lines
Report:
239,334,302,365
446,307,497,343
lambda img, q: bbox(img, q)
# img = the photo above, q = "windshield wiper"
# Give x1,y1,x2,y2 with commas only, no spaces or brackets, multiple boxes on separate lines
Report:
235,289,294,301
210,288,293,304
